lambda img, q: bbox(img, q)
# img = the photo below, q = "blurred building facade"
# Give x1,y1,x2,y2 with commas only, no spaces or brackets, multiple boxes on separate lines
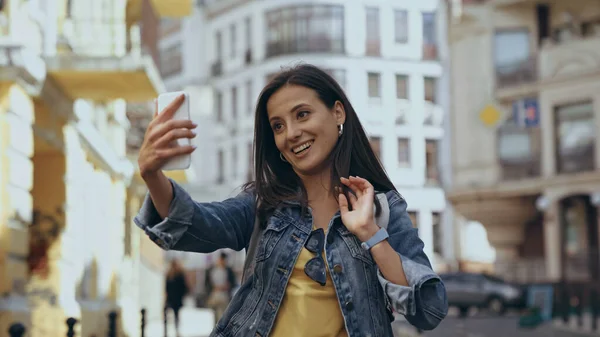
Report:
0,0,191,336
448,0,600,332
153,0,455,292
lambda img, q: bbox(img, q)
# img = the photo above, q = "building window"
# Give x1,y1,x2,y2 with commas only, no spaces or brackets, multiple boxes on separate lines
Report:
245,17,251,51
422,12,437,60
555,101,595,174
368,72,381,98
426,140,439,184
246,80,253,116
394,10,408,43
408,211,418,228
432,213,442,254
217,149,224,183
424,77,436,103
230,24,236,58
396,74,408,99
216,31,223,60
216,91,223,122
265,5,344,58
231,86,237,119
398,138,410,166
247,142,254,182
366,7,380,56
159,43,182,77
369,136,382,159
494,29,535,88
232,145,238,179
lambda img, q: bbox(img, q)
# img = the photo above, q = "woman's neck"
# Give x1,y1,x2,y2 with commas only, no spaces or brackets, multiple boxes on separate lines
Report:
299,170,335,205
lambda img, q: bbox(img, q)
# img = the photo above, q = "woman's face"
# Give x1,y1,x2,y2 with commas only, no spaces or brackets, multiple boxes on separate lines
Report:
266,85,345,176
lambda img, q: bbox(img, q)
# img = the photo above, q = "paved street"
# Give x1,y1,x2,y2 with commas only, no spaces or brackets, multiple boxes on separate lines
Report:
392,311,598,337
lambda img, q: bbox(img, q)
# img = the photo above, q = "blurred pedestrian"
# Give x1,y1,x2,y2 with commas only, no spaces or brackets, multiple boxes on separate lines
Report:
164,259,189,337
205,252,237,322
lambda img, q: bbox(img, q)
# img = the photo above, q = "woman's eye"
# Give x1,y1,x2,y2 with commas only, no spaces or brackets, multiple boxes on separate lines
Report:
298,111,309,118
272,123,283,131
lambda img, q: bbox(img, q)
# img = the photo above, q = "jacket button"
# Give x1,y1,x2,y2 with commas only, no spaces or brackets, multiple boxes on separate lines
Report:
327,235,334,244
345,301,354,311
333,264,343,274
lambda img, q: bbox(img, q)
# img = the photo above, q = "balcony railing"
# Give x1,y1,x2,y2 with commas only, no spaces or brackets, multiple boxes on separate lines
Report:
500,157,541,180
495,57,538,88
266,37,344,58
58,18,142,58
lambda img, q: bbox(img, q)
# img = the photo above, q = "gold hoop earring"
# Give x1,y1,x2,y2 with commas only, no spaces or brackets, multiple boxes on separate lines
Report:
280,152,288,162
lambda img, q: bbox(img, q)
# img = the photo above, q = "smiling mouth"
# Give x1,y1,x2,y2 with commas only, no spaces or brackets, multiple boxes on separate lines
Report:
292,140,313,154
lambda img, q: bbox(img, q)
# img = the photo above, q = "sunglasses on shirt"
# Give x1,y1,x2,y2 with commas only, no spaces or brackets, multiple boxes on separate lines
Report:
304,228,327,286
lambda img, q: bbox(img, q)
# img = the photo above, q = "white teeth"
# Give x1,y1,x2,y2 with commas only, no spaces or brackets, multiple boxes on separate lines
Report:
293,141,313,154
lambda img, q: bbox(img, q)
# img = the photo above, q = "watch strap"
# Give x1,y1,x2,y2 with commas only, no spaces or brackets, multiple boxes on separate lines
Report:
361,227,389,250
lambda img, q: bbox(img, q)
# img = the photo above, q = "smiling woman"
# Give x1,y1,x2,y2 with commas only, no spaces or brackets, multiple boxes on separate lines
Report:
135,64,448,337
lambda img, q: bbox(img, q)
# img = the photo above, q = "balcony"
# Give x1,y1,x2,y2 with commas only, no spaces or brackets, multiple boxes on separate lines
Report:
500,157,541,180
45,19,164,102
495,57,538,89
539,34,600,82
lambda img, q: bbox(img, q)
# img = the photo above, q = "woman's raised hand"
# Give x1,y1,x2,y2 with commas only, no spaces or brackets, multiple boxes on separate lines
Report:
338,176,380,242
138,94,197,178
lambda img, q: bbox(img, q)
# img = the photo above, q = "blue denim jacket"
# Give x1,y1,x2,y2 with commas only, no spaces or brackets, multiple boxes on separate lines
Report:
134,180,448,336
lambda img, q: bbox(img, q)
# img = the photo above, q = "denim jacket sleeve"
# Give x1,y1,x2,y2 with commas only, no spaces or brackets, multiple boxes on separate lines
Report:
133,179,255,253
376,190,448,330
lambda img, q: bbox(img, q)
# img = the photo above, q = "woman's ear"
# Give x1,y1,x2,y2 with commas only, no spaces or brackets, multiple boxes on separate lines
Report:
333,101,346,125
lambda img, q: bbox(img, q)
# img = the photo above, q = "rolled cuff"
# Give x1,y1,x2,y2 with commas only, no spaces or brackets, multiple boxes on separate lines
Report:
377,252,440,316
133,179,195,250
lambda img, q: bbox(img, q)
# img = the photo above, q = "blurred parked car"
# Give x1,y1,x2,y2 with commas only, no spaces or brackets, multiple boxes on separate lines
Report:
440,272,526,316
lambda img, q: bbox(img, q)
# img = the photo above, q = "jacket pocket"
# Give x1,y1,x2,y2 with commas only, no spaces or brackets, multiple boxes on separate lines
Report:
255,216,291,262
337,226,374,265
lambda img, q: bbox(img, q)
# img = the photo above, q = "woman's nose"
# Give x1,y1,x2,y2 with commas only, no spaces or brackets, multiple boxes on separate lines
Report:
286,124,302,140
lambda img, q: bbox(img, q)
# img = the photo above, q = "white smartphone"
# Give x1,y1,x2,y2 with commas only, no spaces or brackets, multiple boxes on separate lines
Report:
157,91,192,171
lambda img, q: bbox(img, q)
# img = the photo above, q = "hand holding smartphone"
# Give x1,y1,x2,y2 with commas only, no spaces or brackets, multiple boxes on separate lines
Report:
157,91,192,171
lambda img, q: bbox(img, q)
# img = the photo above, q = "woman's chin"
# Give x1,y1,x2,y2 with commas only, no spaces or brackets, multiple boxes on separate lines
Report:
291,157,329,177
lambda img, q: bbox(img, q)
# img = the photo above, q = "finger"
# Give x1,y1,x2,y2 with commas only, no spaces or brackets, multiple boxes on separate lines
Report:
156,94,185,123
148,119,197,142
155,145,196,160
350,176,373,196
338,193,349,215
341,177,361,197
155,128,197,148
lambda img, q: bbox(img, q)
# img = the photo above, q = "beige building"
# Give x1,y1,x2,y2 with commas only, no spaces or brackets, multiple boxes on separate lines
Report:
0,0,191,336
447,0,600,333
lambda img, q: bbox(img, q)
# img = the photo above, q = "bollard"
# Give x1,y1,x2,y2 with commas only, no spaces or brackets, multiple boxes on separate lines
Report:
8,323,26,337
140,308,146,337
66,317,78,337
108,310,117,337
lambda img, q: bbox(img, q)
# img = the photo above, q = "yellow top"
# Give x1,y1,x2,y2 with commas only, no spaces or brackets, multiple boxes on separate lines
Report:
270,244,348,337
